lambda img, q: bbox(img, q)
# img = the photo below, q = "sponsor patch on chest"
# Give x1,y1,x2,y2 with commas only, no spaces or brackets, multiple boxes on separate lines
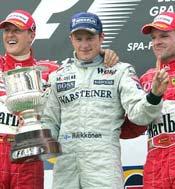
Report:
56,81,75,92
94,80,114,85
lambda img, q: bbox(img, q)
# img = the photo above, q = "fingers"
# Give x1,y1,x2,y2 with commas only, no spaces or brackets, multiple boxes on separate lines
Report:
157,68,169,82
155,55,169,83
103,49,119,67
99,48,105,56
18,115,24,127
152,68,169,96
156,56,161,71
103,49,111,66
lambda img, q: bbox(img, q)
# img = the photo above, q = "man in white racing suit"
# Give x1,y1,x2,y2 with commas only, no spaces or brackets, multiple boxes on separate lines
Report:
41,12,169,189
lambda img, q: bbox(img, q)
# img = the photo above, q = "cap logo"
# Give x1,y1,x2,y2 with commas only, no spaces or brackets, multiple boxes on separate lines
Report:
6,12,29,24
72,17,97,27
153,23,169,29
12,20,25,27
154,15,173,25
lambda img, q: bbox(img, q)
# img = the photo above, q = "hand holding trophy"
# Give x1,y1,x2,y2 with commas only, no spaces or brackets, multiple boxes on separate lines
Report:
3,66,61,162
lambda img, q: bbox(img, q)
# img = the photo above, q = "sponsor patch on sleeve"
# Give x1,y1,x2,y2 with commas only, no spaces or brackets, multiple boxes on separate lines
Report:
131,76,142,89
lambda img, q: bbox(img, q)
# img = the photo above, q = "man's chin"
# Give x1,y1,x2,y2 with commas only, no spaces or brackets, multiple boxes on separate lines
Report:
80,57,92,62
5,48,17,55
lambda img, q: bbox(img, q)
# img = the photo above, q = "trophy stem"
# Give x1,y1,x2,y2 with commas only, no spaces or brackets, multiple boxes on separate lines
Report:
18,109,42,132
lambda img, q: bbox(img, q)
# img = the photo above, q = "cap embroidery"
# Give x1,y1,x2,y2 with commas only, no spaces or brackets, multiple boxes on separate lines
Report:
154,15,173,25
6,12,29,24
72,17,97,27
153,23,169,29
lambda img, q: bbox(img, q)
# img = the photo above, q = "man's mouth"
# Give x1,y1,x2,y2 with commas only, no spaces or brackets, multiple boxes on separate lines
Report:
8,40,17,45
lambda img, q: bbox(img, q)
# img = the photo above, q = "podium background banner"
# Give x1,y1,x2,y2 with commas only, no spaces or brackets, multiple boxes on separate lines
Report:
0,0,173,188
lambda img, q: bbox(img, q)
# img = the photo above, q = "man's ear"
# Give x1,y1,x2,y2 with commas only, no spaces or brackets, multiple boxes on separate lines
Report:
99,32,105,43
69,34,73,43
30,31,36,42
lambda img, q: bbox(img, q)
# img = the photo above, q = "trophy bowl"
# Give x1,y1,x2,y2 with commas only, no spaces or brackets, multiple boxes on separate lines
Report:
4,66,61,162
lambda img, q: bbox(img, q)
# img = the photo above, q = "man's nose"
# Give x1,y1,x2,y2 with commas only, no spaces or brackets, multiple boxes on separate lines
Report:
80,40,89,48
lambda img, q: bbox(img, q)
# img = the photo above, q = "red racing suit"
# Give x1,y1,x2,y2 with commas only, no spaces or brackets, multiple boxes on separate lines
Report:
140,60,175,189
0,53,59,189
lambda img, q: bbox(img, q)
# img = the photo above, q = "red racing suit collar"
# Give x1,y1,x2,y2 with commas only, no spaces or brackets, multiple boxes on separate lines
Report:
3,51,37,72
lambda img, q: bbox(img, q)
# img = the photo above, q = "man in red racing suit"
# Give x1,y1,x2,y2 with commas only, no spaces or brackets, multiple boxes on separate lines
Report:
0,9,59,189
140,61,175,188
0,55,59,189
121,11,175,188
141,11,175,188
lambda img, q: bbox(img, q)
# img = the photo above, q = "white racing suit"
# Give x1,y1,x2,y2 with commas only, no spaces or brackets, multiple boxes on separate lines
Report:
42,55,163,189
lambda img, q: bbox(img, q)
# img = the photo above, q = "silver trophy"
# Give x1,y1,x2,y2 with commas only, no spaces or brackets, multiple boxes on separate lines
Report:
3,66,61,162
